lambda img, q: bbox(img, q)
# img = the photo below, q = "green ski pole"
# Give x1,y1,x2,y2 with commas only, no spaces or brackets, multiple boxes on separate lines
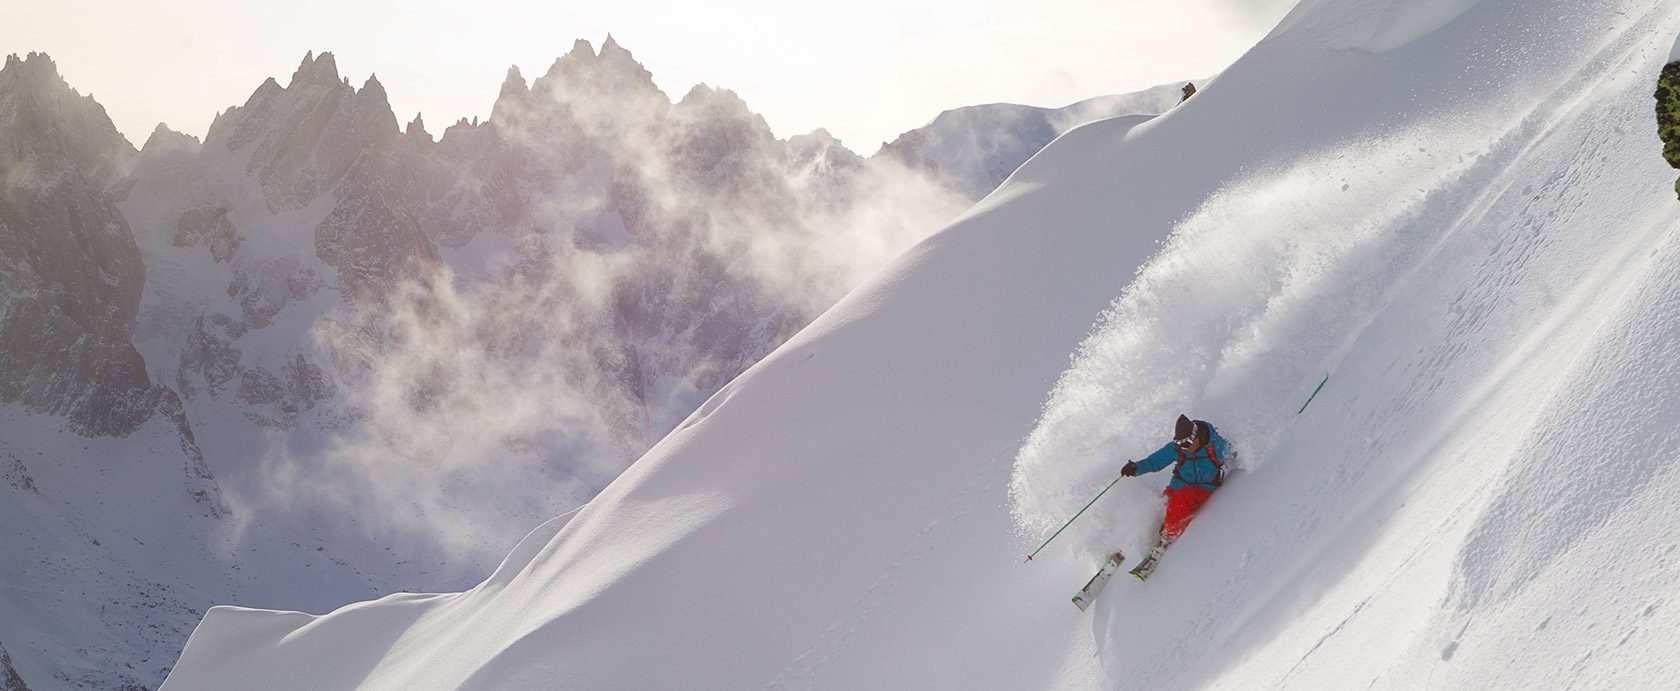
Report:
1025,473,1125,562
1297,373,1329,415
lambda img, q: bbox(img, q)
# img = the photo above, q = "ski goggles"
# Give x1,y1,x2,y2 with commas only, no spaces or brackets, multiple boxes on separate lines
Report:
1175,423,1200,447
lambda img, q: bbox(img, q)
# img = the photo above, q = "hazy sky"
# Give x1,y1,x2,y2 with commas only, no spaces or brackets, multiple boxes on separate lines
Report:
8,0,1295,152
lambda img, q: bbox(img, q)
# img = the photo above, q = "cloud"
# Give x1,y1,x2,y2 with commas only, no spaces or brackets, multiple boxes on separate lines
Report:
207,41,975,581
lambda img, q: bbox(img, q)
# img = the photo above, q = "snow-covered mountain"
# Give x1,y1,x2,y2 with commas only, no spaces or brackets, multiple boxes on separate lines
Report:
157,0,1680,688
0,39,1185,690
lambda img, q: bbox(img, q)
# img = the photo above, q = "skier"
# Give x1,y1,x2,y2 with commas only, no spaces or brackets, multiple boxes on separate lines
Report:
1118,414,1231,580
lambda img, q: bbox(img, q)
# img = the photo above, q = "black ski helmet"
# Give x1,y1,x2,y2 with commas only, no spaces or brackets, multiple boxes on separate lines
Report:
1175,414,1195,443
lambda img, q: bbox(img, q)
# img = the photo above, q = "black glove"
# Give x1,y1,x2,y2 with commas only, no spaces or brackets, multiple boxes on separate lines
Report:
1120,461,1137,478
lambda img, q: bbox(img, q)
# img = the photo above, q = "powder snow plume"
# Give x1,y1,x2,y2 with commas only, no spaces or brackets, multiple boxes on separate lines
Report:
1009,120,1507,562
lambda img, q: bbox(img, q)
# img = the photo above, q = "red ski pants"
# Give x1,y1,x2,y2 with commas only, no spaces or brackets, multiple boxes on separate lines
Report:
1161,485,1215,542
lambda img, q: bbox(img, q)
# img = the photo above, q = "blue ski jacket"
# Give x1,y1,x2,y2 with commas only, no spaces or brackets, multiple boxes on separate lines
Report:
1132,422,1232,492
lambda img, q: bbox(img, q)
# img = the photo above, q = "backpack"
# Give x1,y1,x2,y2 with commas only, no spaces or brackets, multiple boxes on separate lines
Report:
1172,423,1227,488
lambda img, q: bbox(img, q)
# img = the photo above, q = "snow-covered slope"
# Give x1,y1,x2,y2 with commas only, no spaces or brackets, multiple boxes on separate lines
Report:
156,0,1680,686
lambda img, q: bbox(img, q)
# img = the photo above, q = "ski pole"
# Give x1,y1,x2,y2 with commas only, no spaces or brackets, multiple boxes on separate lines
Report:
1025,473,1125,562
1297,373,1329,415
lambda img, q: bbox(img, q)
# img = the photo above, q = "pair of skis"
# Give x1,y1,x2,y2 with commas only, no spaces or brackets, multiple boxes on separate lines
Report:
1070,547,1162,611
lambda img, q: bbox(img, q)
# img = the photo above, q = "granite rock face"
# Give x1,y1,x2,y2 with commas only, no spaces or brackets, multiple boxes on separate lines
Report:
0,52,159,437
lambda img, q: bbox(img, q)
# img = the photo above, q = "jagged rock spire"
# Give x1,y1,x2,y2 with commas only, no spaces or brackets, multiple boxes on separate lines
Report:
406,112,429,140
288,50,342,89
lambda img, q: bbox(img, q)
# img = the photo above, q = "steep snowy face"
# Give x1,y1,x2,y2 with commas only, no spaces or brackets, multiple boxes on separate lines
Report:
0,52,160,436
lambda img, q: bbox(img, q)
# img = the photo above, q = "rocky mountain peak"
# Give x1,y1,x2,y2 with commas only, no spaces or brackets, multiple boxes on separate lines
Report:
146,121,198,145
501,65,528,97
0,51,136,186
288,50,343,90
565,38,594,60
360,73,387,103
490,65,531,125
672,84,777,169
4,51,61,89
406,112,430,141
598,34,634,65
291,50,315,81
355,74,400,140
534,35,664,105
205,50,404,212
139,122,203,162
677,84,757,118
